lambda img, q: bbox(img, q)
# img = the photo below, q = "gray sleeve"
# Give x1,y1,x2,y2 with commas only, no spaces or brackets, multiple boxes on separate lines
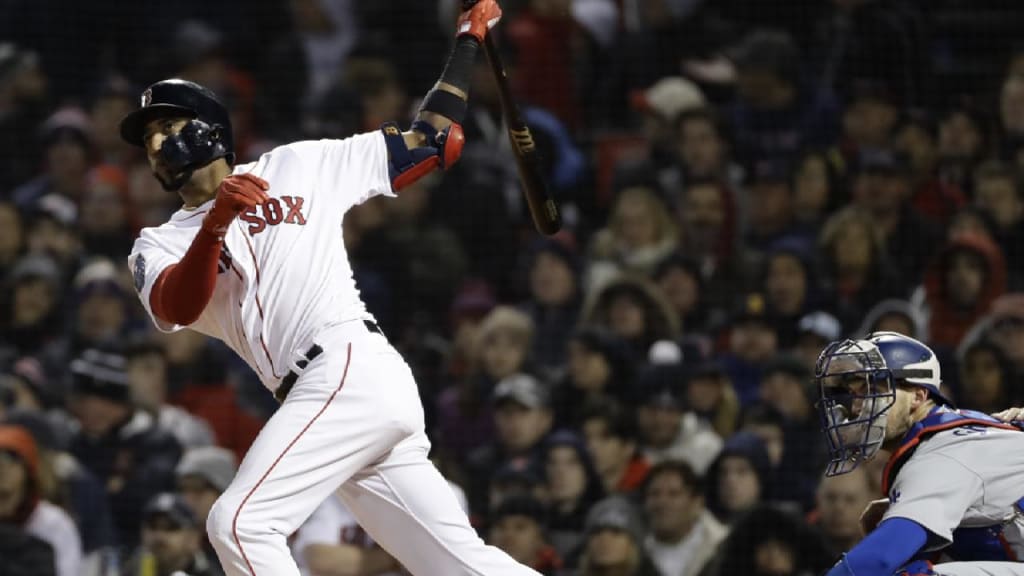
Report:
933,562,1024,576
882,453,984,546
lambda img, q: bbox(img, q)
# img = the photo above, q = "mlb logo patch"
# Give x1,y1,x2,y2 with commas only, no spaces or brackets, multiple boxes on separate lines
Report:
141,88,152,107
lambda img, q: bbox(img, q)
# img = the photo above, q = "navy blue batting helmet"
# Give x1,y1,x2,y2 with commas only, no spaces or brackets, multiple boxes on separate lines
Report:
119,78,234,164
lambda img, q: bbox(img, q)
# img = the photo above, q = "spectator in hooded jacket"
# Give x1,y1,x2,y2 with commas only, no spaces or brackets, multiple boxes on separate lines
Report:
0,424,81,576
519,237,584,379
541,429,606,564
582,275,679,360
762,239,820,348
923,233,1007,349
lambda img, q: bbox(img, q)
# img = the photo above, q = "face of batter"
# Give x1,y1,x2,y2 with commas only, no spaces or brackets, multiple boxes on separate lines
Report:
142,116,230,206
143,116,191,185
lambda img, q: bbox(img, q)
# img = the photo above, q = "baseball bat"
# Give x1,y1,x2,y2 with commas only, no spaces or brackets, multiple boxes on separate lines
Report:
462,0,562,235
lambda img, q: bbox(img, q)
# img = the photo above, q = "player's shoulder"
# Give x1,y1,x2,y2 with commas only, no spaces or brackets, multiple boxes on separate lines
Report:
914,421,1020,460
247,133,381,165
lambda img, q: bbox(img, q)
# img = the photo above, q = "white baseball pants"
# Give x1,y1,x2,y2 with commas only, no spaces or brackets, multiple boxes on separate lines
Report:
206,321,540,576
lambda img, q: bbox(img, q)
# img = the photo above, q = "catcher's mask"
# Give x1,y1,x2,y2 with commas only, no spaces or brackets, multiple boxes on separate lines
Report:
815,331,947,476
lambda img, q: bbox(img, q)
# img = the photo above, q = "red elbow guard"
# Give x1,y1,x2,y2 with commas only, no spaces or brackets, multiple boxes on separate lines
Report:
382,121,464,192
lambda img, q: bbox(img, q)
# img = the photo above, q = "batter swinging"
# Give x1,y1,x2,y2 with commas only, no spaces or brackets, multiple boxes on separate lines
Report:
122,2,538,574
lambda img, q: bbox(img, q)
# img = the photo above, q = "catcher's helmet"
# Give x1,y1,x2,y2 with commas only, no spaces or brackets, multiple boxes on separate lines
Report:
119,78,234,164
815,331,951,476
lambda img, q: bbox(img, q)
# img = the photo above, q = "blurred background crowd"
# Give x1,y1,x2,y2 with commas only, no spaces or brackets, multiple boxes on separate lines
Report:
1,0,1023,575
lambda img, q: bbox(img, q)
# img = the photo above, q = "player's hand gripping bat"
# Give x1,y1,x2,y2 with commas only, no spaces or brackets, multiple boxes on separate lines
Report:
462,0,562,235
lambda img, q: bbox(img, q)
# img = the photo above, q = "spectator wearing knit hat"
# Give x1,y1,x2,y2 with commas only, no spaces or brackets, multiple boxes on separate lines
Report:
67,348,182,550
634,362,722,474
577,496,661,576
71,258,134,353
11,106,95,211
175,446,237,529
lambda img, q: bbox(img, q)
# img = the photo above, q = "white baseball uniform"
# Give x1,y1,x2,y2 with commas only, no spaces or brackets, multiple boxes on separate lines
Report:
882,413,1024,565
128,132,541,576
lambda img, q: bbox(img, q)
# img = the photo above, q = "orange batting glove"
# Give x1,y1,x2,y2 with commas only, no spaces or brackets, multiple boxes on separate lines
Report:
457,0,502,43
203,173,270,237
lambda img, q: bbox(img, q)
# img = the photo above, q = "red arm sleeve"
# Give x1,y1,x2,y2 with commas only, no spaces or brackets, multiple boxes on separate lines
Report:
149,227,222,326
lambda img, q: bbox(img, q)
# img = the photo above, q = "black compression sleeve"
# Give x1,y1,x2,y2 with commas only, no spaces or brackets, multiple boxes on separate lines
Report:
420,35,480,123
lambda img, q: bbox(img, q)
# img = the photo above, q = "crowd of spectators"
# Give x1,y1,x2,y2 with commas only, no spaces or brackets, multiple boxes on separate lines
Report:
1,0,1023,575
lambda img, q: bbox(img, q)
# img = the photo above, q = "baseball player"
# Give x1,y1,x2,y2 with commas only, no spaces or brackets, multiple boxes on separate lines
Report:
815,332,1024,576
119,2,542,575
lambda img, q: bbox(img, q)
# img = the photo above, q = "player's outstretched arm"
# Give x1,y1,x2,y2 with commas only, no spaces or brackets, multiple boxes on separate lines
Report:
150,174,269,325
383,0,501,191
826,518,928,576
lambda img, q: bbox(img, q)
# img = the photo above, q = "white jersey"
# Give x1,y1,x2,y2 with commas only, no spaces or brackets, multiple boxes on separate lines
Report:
882,422,1024,559
128,133,394,391
290,493,403,576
